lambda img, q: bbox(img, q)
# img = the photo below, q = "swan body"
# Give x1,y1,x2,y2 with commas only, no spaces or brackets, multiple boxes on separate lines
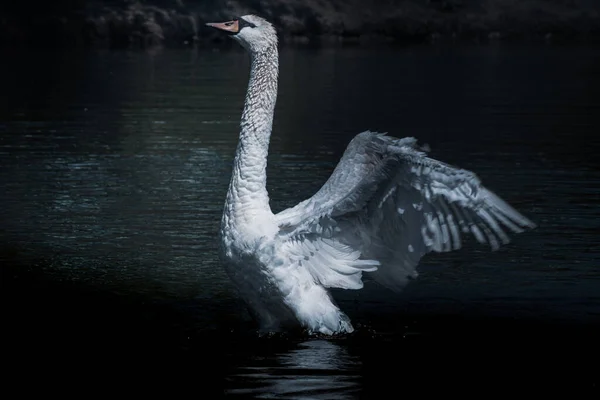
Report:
208,15,535,335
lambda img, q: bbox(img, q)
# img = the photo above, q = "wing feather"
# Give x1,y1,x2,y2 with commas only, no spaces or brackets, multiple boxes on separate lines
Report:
276,131,535,291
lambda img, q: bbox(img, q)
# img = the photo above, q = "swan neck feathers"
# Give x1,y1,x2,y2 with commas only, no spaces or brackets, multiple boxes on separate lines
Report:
223,40,279,234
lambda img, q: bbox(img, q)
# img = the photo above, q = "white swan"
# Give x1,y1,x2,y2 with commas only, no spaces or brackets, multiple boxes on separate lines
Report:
207,15,535,335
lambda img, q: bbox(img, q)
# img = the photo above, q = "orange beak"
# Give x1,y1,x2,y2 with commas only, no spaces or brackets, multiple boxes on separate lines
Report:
205,20,240,34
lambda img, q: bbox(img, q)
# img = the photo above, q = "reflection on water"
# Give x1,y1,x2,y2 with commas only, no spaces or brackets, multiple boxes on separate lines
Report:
227,340,360,399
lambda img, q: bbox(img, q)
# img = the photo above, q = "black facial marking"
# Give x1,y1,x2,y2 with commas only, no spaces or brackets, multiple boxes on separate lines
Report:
238,18,257,29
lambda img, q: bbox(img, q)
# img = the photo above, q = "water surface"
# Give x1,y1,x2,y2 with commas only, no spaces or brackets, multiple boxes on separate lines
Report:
2,44,599,393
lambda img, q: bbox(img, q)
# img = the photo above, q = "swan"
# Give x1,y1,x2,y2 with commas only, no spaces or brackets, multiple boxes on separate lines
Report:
207,15,535,335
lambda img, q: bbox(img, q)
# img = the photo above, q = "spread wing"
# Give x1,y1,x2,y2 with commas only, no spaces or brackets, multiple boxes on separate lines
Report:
275,131,536,291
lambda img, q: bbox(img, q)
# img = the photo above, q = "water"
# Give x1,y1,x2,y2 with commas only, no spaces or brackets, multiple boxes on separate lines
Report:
2,45,599,393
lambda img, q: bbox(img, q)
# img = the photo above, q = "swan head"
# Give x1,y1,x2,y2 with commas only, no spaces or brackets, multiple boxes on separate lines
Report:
206,15,277,54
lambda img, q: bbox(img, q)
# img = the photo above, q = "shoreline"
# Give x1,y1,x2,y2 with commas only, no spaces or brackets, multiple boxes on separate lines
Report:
1,1,599,48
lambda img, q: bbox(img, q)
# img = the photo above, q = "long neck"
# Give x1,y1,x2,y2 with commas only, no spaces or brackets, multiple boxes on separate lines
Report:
225,45,279,222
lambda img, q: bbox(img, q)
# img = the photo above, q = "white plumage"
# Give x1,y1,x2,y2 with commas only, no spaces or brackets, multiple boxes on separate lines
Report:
208,15,536,335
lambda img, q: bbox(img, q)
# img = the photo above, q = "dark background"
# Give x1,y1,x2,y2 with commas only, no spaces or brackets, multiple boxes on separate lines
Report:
1,0,600,47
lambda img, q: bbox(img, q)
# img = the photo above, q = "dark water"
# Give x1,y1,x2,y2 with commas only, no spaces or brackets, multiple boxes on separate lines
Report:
2,45,599,393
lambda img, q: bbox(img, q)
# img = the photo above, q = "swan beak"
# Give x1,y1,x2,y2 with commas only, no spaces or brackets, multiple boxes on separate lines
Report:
205,20,240,34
